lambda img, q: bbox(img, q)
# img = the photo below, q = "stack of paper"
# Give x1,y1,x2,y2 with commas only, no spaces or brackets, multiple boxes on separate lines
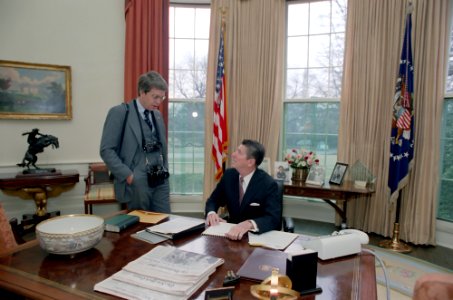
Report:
94,245,224,299
201,222,236,237
248,230,299,250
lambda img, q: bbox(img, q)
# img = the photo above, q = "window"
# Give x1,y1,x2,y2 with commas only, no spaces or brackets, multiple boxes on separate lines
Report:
168,5,210,194
284,0,347,176
438,23,453,222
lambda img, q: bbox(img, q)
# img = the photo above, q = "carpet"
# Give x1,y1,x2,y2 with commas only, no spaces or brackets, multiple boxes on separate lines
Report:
364,245,453,298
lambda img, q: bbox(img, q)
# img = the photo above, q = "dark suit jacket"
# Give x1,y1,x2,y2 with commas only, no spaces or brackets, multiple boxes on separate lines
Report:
205,168,282,233
100,99,168,203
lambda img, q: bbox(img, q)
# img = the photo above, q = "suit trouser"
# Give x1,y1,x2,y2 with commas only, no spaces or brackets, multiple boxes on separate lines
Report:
126,173,170,213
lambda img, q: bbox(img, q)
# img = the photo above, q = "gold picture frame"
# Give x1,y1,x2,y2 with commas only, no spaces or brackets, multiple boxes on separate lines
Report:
0,60,72,119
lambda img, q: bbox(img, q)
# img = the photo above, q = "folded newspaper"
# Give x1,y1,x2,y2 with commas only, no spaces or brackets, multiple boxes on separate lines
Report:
94,245,224,299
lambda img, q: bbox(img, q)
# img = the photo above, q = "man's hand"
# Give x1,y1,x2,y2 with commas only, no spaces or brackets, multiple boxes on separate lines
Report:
126,174,134,185
225,221,253,241
206,213,226,226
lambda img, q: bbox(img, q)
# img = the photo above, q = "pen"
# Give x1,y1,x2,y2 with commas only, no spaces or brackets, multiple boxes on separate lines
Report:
138,210,162,215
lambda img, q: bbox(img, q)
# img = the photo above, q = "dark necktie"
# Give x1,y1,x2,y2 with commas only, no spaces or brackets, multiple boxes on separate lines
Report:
239,176,244,203
144,110,153,131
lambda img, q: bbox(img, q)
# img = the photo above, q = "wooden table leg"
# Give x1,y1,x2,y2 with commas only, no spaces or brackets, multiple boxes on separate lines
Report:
323,199,347,228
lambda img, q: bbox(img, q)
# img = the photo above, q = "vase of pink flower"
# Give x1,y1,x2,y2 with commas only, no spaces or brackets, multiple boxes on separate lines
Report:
285,149,319,182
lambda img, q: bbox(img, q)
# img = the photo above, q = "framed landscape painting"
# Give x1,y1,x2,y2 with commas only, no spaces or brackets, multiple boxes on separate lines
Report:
0,60,72,119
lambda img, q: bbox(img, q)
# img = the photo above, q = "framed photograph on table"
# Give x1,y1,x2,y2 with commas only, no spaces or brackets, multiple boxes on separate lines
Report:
0,60,72,120
274,161,290,182
306,165,325,186
329,162,348,185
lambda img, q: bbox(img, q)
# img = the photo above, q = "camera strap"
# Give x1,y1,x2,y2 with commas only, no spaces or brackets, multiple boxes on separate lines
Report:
133,100,150,153
118,102,129,155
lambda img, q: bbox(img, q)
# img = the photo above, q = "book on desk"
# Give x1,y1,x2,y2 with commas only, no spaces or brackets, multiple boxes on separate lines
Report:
237,247,289,281
104,214,139,232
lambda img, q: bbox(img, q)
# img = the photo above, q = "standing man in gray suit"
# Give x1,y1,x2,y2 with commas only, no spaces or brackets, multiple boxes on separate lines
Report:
100,71,170,212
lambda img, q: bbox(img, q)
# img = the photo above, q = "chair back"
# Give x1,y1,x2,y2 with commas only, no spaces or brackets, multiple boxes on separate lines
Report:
87,162,112,185
276,180,294,232
276,180,284,228
413,273,453,300
84,163,120,214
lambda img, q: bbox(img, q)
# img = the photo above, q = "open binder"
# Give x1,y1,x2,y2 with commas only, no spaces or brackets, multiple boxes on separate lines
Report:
145,215,205,240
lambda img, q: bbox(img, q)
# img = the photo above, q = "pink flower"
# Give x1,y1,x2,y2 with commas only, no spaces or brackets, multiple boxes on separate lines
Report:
284,148,319,169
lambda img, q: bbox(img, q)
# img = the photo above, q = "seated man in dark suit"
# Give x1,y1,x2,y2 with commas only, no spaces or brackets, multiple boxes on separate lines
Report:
205,139,282,240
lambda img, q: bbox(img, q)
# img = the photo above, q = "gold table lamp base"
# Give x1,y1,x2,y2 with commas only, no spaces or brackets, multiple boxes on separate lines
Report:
378,222,412,253
251,268,299,300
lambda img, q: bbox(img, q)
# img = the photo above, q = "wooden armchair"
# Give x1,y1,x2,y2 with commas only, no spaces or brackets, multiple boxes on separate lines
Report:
84,163,125,214
413,273,453,300
0,203,38,257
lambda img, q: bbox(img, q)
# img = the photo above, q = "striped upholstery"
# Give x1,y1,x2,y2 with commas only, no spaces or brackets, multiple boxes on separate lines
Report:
84,163,120,214
84,184,115,201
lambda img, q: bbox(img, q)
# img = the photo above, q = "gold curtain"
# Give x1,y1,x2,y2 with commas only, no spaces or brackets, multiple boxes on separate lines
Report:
203,0,286,197
340,0,450,244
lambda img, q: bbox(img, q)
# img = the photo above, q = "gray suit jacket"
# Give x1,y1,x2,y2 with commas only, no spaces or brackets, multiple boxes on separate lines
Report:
100,99,168,203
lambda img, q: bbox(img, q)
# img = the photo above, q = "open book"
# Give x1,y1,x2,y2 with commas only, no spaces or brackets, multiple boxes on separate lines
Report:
203,224,299,251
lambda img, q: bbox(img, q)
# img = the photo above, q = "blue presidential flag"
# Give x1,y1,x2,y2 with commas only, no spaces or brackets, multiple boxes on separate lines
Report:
388,13,415,203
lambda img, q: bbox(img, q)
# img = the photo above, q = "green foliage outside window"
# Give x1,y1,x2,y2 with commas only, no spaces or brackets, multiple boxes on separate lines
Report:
438,99,453,221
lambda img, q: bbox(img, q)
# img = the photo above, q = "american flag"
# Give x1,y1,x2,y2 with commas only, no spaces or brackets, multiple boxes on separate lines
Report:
388,13,414,203
211,22,228,181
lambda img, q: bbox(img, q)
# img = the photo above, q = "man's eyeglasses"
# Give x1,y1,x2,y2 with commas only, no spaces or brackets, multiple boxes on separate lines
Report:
151,94,166,101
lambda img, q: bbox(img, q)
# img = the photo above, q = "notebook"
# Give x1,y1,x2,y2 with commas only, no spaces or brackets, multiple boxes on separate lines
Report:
201,222,236,237
237,248,288,282
248,230,299,250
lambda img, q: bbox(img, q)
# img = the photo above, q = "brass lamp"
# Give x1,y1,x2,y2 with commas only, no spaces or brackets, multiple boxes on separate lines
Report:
250,268,300,300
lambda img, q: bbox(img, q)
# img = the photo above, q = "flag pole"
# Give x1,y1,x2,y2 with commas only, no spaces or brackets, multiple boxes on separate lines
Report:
380,3,414,253
212,7,228,181
379,191,412,252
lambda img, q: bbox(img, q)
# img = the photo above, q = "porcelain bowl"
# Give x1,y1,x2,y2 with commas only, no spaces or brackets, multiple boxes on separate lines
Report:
36,214,104,255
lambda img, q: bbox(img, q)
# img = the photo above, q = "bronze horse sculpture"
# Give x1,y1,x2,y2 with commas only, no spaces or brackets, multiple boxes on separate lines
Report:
17,129,59,170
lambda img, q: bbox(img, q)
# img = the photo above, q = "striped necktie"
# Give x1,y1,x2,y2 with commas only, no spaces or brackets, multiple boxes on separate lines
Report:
144,110,153,130
239,176,244,203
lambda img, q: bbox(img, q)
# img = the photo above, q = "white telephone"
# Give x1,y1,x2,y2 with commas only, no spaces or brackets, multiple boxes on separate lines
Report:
302,229,369,260
338,229,369,244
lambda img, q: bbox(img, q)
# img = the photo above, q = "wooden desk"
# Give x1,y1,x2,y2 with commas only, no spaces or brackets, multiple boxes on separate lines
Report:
0,222,377,299
284,180,375,228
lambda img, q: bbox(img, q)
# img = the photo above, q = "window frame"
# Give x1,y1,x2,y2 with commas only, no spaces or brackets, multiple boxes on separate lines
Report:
168,2,210,196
